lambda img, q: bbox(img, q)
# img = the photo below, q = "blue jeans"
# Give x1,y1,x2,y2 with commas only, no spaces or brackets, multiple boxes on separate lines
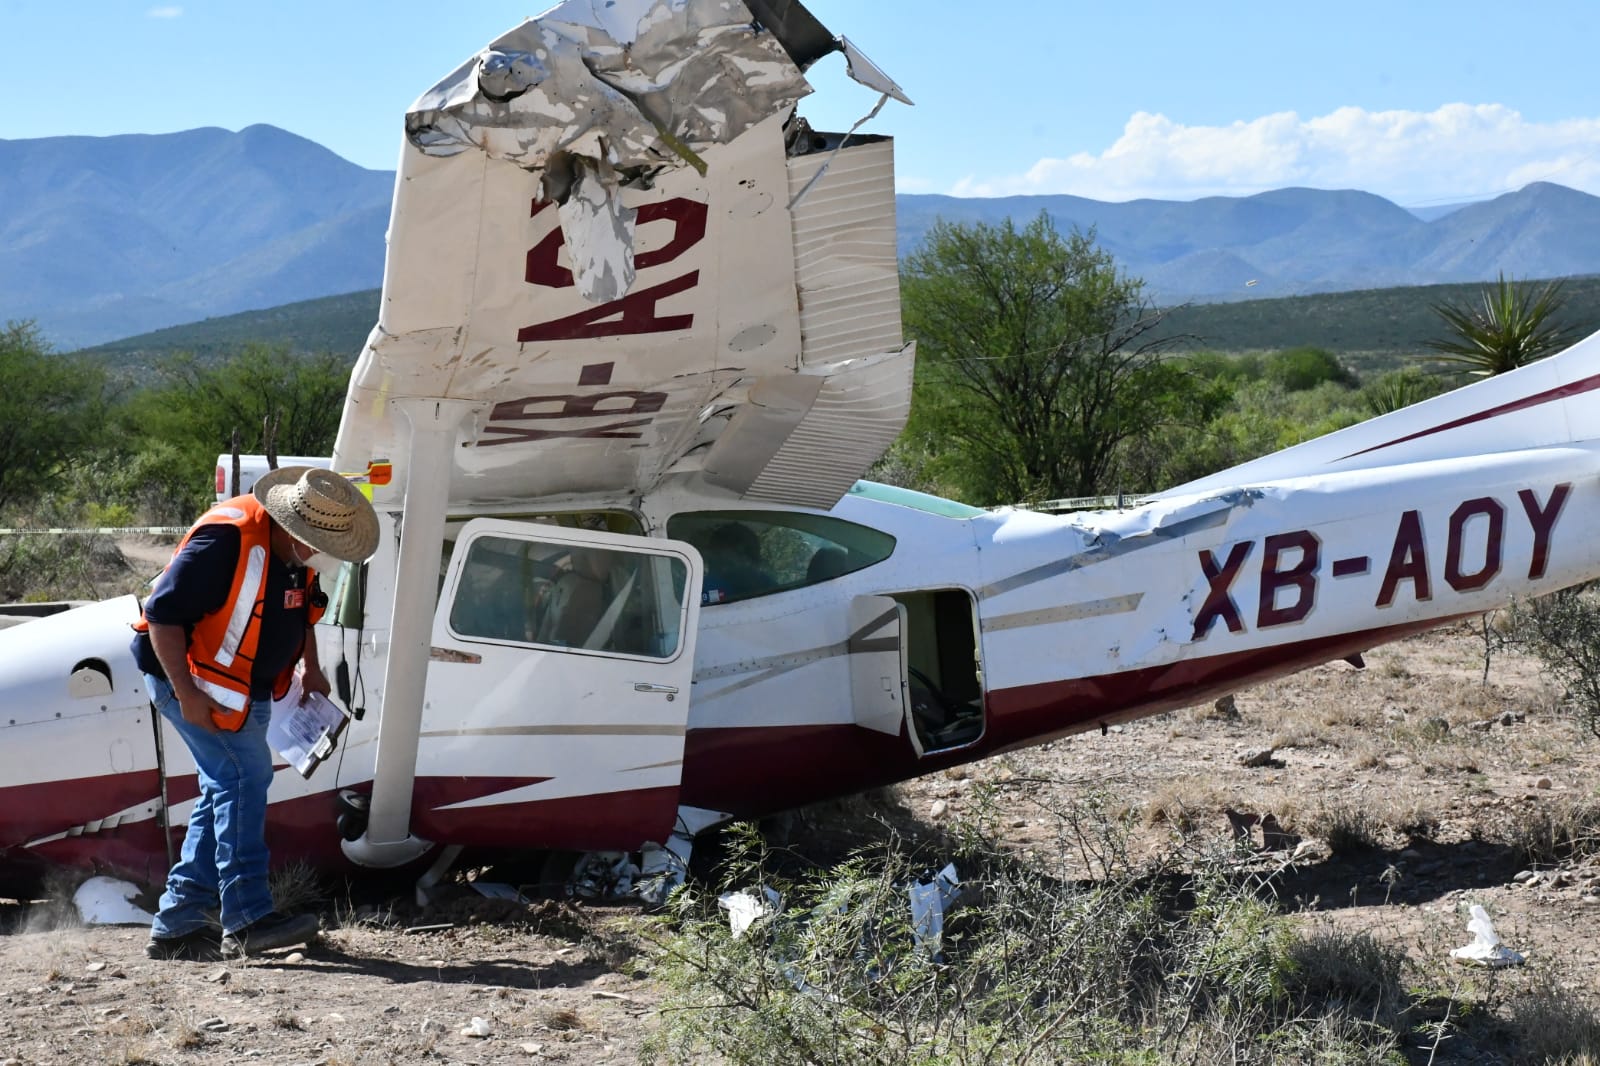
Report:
145,674,276,937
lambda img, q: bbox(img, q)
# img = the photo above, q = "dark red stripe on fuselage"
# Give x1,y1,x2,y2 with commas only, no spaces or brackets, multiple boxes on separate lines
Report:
680,615,1468,818
1340,373,1600,460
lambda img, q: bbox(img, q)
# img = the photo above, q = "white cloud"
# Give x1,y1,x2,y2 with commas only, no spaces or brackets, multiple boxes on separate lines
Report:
952,105,1600,205
146,6,183,18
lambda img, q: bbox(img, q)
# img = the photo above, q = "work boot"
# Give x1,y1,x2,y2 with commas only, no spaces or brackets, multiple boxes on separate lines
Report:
145,928,219,961
219,911,320,958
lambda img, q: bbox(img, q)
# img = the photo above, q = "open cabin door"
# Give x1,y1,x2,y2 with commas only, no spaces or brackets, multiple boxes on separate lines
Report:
420,519,701,851
849,595,909,740
851,589,987,758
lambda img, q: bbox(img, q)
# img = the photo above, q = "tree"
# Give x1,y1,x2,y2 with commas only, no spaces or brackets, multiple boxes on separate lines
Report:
900,214,1217,504
0,321,106,513
116,343,351,496
1423,273,1576,378
1262,347,1357,392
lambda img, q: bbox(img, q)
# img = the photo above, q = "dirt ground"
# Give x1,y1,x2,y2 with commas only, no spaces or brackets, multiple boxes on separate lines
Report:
4,619,1600,1064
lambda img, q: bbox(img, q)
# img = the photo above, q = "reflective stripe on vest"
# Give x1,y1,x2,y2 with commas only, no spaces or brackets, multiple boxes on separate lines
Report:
214,543,266,669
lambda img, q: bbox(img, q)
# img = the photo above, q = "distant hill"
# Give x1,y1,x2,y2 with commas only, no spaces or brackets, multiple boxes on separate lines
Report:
896,184,1600,304
1152,275,1600,372
79,289,382,364
0,126,393,348
8,126,1600,347
77,275,1600,373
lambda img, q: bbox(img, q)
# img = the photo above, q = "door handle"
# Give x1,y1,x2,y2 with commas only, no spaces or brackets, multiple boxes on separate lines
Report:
634,682,680,695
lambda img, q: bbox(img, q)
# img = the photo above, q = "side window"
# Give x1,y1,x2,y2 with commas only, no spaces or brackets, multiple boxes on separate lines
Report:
666,511,895,605
447,534,687,660
322,561,365,627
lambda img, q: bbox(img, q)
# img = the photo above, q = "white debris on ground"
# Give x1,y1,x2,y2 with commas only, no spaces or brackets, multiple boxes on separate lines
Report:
1450,904,1526,967
907,863,961,957
718,887,780,938
71,876,154,925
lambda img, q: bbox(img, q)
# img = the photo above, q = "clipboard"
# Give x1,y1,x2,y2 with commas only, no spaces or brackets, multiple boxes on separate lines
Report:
267,675,350,779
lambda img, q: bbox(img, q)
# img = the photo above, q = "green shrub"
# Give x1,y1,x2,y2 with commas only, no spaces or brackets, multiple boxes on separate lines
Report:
642,795,1410,1065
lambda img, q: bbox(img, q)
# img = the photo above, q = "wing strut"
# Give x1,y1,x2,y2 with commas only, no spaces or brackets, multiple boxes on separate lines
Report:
342,397,480,869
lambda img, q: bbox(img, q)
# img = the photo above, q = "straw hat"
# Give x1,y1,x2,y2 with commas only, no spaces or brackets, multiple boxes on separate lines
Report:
253,466,379,563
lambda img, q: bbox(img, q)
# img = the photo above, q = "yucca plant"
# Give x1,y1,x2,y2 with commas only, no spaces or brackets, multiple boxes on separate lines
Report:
1422,273,1575,377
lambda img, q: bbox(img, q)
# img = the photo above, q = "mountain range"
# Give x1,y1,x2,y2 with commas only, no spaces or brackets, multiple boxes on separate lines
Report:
5,126,1599,349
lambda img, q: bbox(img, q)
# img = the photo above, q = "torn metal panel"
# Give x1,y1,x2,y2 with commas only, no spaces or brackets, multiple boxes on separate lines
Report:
404,0,814,303
837,37,913,105
557,156,636,303
407,1,811,169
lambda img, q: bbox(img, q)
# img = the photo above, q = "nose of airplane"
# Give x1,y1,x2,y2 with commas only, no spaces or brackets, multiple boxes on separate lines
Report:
0,596,149,714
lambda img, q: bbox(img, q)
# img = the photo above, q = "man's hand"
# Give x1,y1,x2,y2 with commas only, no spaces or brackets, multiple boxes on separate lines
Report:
176,689,221,734
299,661,331,702
147,621,221,733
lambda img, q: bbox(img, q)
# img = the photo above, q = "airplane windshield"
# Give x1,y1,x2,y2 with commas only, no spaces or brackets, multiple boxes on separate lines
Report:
847,481,986,519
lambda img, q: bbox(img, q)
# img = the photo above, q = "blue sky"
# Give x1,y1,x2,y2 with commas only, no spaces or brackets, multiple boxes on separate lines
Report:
5,1,1599,205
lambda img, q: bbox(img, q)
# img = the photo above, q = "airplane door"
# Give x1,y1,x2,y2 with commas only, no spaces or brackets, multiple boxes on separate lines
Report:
420,519,702,851
849,595,909,740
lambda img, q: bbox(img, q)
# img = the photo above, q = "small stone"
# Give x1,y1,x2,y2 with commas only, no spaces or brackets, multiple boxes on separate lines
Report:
284,952,305,964
1514,870,1536,883
1468,719,1494,733
382,1005,400,1014
1536,778,1553,790
206,968,230,984
1582,895,1600,905
84,961,105,973
1009,819,1028,829
324,1012,345,1023
1109,724,1123,733
1212,694,1240,720
421,1018,441,1034
461,1016,492,1038
198,1017,229,1032
929,799,948,820
521,1042,545,1055
1239,747,1276,768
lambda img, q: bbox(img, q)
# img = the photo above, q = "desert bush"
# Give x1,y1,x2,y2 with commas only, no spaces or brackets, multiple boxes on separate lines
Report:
643,794,1413,1065
1263,346,1358,392
1500,586,1600,738
1495,795,1600,867
1304,802,1386,854
1502,975,1600,1064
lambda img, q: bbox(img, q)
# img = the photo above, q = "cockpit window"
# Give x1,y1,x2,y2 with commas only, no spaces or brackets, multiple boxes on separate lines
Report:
667,511,895,605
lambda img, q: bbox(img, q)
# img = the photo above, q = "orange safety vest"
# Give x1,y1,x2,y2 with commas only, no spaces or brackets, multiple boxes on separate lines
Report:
134,496,325,731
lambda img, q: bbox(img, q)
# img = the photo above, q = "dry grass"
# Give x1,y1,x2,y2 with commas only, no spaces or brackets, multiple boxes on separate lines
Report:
268,859,326,915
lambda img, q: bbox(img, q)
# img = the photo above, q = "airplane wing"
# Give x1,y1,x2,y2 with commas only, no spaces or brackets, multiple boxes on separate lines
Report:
332,0,913,511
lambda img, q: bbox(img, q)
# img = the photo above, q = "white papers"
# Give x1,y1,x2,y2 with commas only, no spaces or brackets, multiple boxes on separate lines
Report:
268,676,347,778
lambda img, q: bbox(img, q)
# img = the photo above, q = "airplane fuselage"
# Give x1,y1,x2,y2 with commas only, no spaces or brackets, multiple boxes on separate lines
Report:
3,434,1593,892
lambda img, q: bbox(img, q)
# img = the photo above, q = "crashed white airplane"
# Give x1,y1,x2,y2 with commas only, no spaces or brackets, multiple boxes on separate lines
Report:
3,0,1599,900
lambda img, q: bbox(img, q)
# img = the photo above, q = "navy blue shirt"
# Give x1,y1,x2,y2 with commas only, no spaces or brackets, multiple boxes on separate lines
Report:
130,524,314,699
